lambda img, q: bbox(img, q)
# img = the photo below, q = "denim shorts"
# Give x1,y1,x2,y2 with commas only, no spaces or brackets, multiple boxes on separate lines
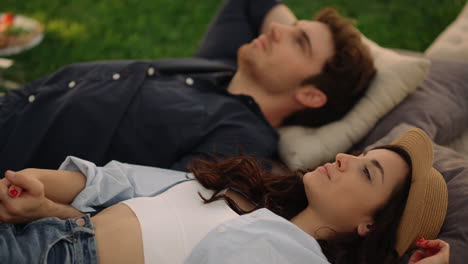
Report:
0,214,98,264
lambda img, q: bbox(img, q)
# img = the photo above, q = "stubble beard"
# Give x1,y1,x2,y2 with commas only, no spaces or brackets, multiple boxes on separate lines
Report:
237,44,262,84
237,44,286,95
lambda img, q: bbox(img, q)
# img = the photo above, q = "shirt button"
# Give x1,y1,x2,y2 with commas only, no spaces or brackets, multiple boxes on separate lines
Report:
217,226,226,233
112,73,121,80
68,81,76,88
185,77,194,86
28,95,36,103
147,67,155,76
75,218,86,227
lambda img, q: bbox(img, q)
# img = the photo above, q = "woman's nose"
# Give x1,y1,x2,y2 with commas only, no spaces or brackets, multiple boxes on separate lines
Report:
335,153,353,172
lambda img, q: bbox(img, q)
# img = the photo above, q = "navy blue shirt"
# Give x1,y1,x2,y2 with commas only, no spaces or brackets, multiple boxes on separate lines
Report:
0,58,278,173
0,0,283,174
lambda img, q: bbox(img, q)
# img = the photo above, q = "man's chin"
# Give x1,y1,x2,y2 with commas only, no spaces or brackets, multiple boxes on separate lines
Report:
237,44,249,59
237,43,264,83
237,44,256,66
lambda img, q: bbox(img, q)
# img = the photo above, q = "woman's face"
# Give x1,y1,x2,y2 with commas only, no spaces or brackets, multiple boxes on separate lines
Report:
303,149,409,235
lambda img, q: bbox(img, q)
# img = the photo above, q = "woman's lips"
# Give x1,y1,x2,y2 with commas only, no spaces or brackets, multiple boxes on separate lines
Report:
319,165,330,180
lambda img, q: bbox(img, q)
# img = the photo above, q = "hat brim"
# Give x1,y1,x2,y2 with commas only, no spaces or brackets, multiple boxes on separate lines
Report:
390,128,448,256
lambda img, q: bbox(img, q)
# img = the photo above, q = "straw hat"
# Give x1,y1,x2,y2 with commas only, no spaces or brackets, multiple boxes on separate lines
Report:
389,128,448,256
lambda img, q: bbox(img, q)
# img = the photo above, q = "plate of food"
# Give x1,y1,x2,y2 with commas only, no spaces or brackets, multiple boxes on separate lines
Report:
0,12,44,56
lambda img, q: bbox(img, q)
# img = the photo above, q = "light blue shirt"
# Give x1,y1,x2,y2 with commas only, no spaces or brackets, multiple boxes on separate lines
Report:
59,156,330,263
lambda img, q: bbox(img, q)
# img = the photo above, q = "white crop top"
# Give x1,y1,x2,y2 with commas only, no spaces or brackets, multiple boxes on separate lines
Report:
122,180,239,264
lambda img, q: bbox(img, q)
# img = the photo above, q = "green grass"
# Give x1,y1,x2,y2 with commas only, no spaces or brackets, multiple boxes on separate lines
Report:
1,0,466,91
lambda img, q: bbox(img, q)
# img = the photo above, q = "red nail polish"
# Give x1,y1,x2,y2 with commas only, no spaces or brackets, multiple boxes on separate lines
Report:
417,237,425,243
9,189,18,197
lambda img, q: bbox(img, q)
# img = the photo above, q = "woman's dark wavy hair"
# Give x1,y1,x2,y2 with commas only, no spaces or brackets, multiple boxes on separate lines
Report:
188,145,412,264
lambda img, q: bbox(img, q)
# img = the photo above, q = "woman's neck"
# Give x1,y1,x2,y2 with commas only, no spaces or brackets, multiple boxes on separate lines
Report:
291,207,336,240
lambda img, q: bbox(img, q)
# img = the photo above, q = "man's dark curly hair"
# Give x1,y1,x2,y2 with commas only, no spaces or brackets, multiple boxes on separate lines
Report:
282,8,376,127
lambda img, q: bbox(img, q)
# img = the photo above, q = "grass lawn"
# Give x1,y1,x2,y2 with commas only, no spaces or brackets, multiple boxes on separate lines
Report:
1,0,466,91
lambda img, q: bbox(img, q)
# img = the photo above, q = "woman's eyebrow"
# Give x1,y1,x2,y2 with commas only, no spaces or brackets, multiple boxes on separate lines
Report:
371,159,385,183
363,151,385,183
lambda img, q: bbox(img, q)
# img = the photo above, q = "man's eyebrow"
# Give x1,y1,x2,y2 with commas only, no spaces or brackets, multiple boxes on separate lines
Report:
293,21,312,56
300,29,312,56
363,151,385,183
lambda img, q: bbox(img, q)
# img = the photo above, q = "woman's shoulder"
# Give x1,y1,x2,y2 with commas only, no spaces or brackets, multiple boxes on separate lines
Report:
185,209,330,264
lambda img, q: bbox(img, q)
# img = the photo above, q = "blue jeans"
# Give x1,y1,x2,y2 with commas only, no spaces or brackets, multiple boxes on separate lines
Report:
0,214,97,264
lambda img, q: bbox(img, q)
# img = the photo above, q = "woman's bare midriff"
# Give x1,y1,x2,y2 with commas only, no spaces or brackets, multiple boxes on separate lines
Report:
91,203,144,264
88,188,254,264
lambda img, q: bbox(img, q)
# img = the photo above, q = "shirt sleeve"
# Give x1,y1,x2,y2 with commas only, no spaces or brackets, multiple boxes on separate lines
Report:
58,156,192,212
194,0,282,64
247,0,284,34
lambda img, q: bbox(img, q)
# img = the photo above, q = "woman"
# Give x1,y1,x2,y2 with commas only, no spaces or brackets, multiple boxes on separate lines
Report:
0,128,449,263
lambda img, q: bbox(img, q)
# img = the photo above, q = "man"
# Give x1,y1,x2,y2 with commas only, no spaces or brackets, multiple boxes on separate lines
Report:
0,0,375,174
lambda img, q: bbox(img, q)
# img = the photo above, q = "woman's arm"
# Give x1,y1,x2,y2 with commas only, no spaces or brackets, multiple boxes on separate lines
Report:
0,171,84,223
12,168,86,204
5,156,192,215
60,157,192,213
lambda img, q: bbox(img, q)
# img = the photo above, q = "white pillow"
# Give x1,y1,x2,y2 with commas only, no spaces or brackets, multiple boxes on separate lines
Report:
425,2,468,62
278,36,431,170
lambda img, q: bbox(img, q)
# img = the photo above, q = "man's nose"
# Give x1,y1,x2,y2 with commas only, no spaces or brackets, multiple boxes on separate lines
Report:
267,22,283,42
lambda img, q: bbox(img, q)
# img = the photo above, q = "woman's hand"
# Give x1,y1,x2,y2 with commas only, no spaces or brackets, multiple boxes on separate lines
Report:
0,169,41,199
0,170,52,224
408,238,450,264
2,168,86,205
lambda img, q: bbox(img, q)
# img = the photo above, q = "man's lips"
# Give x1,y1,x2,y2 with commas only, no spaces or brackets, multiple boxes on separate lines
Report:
254,35,268,51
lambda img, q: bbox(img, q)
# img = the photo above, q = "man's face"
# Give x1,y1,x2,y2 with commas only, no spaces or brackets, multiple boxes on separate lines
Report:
237,20,334,94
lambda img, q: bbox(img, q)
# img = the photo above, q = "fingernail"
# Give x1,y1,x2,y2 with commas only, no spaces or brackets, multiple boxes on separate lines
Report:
417,237,425,243
9,189,18,197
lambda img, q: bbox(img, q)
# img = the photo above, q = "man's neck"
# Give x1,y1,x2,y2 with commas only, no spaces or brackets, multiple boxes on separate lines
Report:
227,72,297,128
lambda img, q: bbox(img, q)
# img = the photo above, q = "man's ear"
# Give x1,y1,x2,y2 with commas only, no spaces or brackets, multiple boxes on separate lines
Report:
357,221,375,237
295,86,327,108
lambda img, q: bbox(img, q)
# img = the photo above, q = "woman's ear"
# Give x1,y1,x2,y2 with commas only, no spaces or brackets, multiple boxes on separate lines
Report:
295,86,327,109
357,222,375,236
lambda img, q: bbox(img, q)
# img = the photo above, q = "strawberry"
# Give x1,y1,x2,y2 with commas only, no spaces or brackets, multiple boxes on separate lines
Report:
1,13,14,27
0,12,14,32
